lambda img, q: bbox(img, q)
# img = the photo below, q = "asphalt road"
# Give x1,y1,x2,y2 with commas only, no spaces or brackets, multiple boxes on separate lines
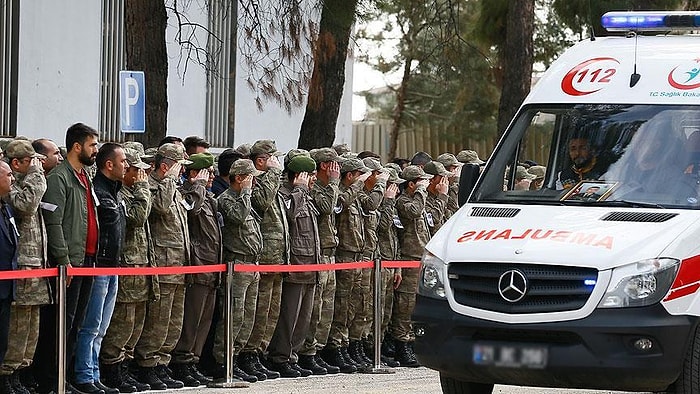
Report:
177,367,650,393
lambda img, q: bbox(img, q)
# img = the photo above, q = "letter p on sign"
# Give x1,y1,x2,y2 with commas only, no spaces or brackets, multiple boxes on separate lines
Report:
119,71,145,133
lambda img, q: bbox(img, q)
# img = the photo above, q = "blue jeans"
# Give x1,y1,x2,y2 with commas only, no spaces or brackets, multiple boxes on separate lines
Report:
74,275,118,384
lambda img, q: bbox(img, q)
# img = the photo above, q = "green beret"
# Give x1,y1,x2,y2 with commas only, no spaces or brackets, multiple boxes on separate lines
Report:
287,155,316,174
187,153,214,170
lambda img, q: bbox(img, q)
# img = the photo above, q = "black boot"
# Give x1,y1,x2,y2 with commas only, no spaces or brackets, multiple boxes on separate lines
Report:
187,364,212,385
100,363,136,393
70,382,104,394
0,376,14,394
348,341,369,368
297,355,327,376
153,365,184,389
120,363,149,392
313,354,340,374
394,341,421,368
9,373,27,394
232,356,257,383
134,367,165,391
18,370,37,394
381,336,396,358
92,381,118,394
237,352,266,382
251,352,280,380
320,347,356,374
288,363,312,377
168,363,200,387
381,354,400,368
267,361,300,379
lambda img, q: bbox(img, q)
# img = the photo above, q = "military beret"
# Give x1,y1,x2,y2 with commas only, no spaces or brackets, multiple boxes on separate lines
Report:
187,152,215,170
287,155,316,174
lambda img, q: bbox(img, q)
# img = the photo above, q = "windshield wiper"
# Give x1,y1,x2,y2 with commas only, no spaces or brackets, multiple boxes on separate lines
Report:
606,200,666,209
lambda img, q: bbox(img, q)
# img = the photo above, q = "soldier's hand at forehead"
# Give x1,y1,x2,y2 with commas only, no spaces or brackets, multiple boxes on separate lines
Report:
241,174,254,190
416,179,430,189
195,169,210,181
136,169,148,183
294,172,309,187
385,183,399,199
356,171,372,183
165,162,182,179
30,157,43,172
376,171,390,184
436,176,449,195
266,155,282,170
328,161,340,180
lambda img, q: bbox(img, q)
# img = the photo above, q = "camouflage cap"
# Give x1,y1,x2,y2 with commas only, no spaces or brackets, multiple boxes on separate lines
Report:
456,149,485,165
423,161,451,177
309,147,339,163
284,148,309,167
123,141,145,156
401,165,433,181
340,152,358,159
527,165,546,180
235,143,252,157
124,148,150,170
516,165,536,180
333,143,352,155
362,157,383,171
436,153,460,168
157,143,192,165
250,140,277,157
186,152,215,170
384,162,402,173
340,157,371,174
287,155,316,174
5,139,45,159
142,147,157,164
230,158,264,177
385,167,406,184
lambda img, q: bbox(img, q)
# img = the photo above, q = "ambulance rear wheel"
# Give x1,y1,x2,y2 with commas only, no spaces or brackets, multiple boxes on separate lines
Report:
664,324,700,393
439,373,493,394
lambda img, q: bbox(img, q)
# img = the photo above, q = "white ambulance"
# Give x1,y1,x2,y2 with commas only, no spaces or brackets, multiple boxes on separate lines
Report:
414,12,700,394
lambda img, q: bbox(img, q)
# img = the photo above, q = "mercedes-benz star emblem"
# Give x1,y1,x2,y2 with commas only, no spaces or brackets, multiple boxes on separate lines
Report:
498,270,528,302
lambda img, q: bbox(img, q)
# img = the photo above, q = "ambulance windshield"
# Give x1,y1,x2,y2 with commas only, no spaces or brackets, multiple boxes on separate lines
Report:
473,104,700,209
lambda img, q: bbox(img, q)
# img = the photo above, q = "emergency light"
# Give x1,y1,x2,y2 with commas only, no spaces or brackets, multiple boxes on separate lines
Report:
601,11,700,32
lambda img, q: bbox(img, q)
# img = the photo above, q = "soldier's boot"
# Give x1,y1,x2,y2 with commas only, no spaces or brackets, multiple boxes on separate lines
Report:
100,363,136,393
356,339,373,365
346,342,369,369
9,373,28,394
93,380,118,394
168,364,200,387
251,352,280,380
237,352,266,382
319,347,356,374
381,336,396,358
153,365,183,389
289,363,312,377
313,354,340,374
120,363,149,392
394,341,421,368
232,356,257,383
0,375,15,394
297,355,327,376
134,367,166,391
18,370,37,394
187,364,212,385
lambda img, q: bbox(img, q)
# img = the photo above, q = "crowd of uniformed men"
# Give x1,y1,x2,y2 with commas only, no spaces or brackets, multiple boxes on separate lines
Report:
0,122,487,394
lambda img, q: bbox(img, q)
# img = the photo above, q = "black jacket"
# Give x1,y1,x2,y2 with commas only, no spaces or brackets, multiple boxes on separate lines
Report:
0,202,17,299
93,172,126,267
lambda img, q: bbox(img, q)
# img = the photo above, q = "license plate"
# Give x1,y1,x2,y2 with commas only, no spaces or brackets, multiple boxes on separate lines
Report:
473,343,548,369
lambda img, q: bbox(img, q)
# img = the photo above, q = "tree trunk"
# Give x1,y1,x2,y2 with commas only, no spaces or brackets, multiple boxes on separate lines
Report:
496,0,534,136
388,56,413,161
124,0,168,148
297,0,358,150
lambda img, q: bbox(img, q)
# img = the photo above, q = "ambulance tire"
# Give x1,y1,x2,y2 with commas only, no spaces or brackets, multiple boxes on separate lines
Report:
664,324,700,394
439,373,493,394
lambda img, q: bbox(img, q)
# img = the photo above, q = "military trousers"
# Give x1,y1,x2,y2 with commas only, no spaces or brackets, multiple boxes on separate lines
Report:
390,259,419,343
100,301,147,365
213,268,259,362
298,254,336,356
242,272,281,353
172,283,216,364
328,251,362,348
380,268,396,338
348,257,373,341
268,282,315,364
0,304,40,374
134,282,185,368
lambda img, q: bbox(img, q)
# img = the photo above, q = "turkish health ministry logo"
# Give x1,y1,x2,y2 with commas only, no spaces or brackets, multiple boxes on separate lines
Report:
561,57,620,96
668,59,700,90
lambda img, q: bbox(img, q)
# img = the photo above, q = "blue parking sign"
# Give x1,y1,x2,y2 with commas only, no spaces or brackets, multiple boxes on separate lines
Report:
119,71,145,133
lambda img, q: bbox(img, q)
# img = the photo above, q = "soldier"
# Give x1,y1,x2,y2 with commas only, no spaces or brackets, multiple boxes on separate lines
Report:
392,165,432,368
456,149,485,166
170,153,219,387
212,159,263,382
267,155,321,377
31,138,64,174
211,149,242,198
435,153,462,217
0,141,50,394
99,148,152,393
423,161,451,236
133,143,191,389
296,148,340,375
321,158,372,373
38,123,100,394
237,140,285,382
348,157,387,366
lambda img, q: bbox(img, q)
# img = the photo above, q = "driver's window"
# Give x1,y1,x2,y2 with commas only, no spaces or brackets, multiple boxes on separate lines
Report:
505,112,555,191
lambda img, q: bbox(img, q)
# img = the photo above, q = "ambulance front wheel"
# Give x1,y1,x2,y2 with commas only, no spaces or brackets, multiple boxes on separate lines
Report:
439,373,494,394
663,323,700,394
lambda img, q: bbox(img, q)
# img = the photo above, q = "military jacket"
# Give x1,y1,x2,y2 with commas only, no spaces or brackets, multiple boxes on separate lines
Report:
447,183,459,218
359,182,385,258
218,187,263,261
377,196,400,261
396,186,431,259
180,179,221,287
425,192,449,237
311,177,339,252
280,182,320,284
118,180,151,303
251,168,288,265
335,180,365,253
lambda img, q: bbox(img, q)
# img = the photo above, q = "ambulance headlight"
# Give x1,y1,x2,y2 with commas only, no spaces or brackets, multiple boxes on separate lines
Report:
418,252,446,299
598,258,680,308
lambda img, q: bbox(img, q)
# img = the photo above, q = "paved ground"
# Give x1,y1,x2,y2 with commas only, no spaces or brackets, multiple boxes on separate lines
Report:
175,367,649,393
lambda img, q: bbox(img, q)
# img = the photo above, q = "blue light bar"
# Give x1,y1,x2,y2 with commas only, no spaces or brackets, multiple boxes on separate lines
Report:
602,11,700,32
584,279,597,286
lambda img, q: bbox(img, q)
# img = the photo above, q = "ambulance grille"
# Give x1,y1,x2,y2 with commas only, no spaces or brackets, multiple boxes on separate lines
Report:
448,262,598,314
470,207,520,218
600,212,678,222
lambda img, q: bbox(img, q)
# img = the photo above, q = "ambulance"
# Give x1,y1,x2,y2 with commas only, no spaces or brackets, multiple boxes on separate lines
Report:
413,12,700,394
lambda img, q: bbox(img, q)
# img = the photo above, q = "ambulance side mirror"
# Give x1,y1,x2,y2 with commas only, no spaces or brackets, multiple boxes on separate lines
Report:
458,164,480,207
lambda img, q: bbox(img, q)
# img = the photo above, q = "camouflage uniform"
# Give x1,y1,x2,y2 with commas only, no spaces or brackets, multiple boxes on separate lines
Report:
376,183,402,339
436,153,462,218
212,167,262,362
135,146,190,369
0,162,50,376
298,158,339,357
244,166,287,355
100,154,153,367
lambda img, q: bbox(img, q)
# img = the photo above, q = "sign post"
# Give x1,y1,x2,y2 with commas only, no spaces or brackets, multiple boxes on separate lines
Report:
119,71,145,134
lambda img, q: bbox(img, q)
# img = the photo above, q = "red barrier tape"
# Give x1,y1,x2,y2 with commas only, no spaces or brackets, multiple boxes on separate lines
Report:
0,260,422,279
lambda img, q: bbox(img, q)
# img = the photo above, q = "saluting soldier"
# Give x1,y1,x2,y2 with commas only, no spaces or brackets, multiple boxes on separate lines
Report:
423,161,451,236
435,153,462,218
